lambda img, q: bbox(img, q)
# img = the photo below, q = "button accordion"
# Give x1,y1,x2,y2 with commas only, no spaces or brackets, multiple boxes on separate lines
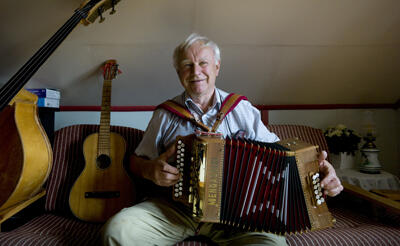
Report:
172,133,335,234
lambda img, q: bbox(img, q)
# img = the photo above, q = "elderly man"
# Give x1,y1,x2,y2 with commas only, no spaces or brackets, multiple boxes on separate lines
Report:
102,33,343,246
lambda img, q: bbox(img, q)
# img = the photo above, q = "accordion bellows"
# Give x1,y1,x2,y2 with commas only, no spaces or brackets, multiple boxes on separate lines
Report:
172,134,335,235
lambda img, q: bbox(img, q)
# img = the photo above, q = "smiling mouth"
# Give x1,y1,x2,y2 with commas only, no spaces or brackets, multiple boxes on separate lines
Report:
190,78,205,83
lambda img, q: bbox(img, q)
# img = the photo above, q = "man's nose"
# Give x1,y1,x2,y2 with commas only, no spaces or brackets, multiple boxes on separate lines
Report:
192,64,202,75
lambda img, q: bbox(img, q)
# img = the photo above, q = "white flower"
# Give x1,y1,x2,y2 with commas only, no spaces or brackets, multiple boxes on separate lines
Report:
336,124,346,130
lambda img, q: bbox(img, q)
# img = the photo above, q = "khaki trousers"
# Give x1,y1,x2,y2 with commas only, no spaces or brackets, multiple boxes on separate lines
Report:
101,198,287,246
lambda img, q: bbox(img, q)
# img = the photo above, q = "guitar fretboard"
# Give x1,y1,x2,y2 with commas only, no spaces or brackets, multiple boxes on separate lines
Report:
98,80,112,156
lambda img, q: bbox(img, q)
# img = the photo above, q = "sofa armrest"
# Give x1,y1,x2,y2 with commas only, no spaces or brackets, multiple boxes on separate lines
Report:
342,181,400,214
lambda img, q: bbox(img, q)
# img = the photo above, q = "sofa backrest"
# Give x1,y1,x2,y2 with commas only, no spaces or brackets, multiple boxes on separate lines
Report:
267,124,330,156
44,124,144,215
43,124,328,215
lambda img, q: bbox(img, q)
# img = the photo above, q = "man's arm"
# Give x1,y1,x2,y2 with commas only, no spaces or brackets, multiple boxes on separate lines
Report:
129,145,180,187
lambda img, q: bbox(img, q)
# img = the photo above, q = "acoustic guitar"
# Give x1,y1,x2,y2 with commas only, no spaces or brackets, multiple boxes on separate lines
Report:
0,0,121,213
69,60,135,222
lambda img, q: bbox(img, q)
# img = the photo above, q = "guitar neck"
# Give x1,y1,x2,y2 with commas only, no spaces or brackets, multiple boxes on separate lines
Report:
98,80,112,155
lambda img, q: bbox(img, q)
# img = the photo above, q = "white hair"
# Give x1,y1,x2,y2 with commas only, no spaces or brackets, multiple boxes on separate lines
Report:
173,33,221,71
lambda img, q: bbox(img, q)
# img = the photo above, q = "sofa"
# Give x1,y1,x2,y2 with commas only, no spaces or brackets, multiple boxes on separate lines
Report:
0,124,399,246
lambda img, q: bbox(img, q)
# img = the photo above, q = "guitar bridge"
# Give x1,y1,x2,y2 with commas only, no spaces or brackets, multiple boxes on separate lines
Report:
84,191,120,199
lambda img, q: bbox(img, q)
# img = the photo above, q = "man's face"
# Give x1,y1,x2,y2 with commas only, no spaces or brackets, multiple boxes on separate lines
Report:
177,42,220,99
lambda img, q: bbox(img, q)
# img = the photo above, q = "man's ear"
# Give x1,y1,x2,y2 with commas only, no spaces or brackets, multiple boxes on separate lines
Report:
215,61,221,76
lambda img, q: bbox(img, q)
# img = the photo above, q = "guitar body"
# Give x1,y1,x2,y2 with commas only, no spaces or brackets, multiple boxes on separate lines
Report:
69,132,135,222
0,90,52,211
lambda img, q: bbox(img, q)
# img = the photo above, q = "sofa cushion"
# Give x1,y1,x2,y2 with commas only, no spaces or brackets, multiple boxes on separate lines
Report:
0,214,102,246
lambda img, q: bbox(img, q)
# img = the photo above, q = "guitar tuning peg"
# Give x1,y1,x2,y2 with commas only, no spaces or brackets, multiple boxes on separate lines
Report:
98,7,105,23
110,0,116,15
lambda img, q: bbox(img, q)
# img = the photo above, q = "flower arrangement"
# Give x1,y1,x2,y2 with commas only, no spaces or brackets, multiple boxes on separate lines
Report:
324,124,361,155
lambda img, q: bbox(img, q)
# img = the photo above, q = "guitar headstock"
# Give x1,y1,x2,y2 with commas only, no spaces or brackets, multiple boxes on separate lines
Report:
102,59,121,81
79,0,121,25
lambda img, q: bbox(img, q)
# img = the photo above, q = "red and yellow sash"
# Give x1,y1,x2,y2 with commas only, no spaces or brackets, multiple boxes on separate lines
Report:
157,93,247,132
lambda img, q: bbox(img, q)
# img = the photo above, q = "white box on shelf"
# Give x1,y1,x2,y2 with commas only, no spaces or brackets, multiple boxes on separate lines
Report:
37,97,60,108
27,88,60,99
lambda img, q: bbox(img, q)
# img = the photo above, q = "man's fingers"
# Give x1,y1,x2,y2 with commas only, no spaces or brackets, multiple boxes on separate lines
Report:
158,144,176,161
324,184,344,197
321,176,340,190
156,169,180,186
162,163,180,175
319,150,328,165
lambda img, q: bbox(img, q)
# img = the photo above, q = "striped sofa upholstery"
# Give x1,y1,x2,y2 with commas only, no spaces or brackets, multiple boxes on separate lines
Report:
0,124,399,246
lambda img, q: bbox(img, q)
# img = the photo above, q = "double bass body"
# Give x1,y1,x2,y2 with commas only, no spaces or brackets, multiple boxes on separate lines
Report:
0,90,52,212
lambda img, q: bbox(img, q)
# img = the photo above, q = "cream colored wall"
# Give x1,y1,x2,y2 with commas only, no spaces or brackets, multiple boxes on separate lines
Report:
1,0,399,106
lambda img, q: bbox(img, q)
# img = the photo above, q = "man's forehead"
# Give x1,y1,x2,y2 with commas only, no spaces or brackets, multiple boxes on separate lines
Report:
180,46,214,63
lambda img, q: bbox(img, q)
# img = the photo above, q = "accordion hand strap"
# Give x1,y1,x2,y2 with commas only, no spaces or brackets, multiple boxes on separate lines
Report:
157,93,247,132
157,100,210,131
211,93,247,132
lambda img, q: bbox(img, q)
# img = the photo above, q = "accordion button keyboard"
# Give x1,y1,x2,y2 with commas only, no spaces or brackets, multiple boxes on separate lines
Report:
309,172,326,206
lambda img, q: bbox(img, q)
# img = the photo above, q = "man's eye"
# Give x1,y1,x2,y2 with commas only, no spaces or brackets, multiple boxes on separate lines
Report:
200,62,208,66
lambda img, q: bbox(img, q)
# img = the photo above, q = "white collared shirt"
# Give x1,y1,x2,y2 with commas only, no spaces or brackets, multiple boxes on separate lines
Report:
135,88,279,159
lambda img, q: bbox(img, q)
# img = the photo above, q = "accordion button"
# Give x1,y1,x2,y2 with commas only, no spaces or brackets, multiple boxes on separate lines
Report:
179,191,182,196
175,193,179,197
317,200,322,205
315,190,319,195
178,140,182,144
179,187,183,191
320,197,325,203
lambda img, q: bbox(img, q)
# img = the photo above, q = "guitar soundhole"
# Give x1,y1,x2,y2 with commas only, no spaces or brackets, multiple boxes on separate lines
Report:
96,154,111,169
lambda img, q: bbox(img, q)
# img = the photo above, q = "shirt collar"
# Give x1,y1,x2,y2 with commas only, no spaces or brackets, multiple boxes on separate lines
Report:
183,89,221,113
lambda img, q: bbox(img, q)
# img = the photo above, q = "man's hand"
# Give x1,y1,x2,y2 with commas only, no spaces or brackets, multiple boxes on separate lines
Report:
319,151,343,197
131,145,180,187
148,145,180,187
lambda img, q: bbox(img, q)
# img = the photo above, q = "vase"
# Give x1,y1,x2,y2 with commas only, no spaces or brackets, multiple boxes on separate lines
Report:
330,153,356,169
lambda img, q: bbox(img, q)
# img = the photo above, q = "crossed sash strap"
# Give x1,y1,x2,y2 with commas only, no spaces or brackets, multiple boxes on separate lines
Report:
157,93,248,132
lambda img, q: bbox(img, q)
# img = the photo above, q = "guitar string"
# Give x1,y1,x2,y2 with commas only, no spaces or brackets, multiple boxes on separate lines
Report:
0,15,82,109
0,14,81,107
0,2,96,99
0,3,95,109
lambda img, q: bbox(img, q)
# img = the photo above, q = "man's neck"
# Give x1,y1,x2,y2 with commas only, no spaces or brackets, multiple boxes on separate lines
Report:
189,90,215,113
